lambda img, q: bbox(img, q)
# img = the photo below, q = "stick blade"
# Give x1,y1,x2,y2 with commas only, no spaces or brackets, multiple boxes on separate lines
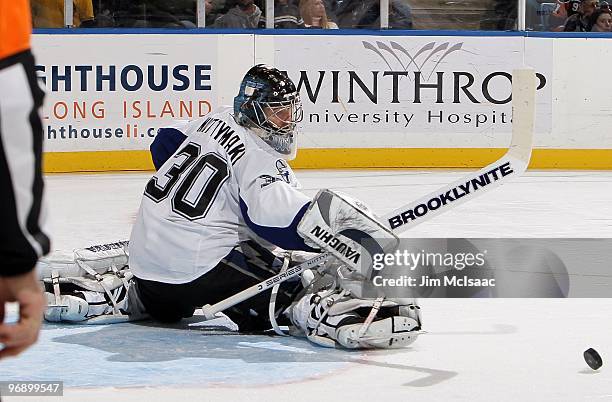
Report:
509,68,537,164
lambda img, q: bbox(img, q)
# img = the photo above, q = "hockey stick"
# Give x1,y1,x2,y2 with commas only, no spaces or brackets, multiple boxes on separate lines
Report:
201,68,536,319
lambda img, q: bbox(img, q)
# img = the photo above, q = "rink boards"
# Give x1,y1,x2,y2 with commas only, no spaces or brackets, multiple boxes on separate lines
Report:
31,31,612,172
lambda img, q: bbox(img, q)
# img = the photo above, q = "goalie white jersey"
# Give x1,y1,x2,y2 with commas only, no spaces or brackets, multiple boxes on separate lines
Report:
129,107,312,284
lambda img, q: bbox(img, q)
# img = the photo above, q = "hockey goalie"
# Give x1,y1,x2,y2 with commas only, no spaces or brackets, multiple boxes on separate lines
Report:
38,65,422,349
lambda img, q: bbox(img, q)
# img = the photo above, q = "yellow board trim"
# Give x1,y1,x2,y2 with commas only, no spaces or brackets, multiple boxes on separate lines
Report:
44,150,155,173
43,148,612,173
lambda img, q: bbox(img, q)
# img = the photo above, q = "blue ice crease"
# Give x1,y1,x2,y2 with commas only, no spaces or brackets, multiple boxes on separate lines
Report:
0,316,353,388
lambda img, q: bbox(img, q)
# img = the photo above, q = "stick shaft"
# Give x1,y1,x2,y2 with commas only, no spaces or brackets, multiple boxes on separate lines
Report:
201,68,537,319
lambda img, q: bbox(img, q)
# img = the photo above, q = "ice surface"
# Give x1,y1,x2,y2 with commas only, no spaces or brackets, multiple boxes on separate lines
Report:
2,170,612,402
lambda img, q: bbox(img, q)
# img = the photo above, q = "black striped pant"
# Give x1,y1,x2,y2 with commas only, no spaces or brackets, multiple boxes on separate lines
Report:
0,50,50,276
134,243,303,331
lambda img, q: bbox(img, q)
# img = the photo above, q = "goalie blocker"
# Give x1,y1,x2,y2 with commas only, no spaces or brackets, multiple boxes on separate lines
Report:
297,189,399,276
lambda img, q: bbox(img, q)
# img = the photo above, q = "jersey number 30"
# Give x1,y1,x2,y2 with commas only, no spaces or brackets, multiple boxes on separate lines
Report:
144,142,230,220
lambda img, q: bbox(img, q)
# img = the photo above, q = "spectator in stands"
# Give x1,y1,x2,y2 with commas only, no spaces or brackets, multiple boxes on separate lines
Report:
553,0,582,21
213,0,262,28
205,0,222,26
112,1,195,28
167,0,199,27
388,0,413,29
483,0,545,31
31,0,95,27
214,0,232,14
333,0,412,29
92,0,115,27
480,0,514,30
269,0,304,28
546,0,581,30
589,8,612,30
317,0,339,22
299,0,338,28
564,0,599,31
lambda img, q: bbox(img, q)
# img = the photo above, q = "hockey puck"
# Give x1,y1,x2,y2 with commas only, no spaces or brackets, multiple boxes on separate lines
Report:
584,348,603,370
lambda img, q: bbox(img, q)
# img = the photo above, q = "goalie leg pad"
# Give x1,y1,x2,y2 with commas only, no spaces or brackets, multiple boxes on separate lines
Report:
288,286,422,349
40,241,140,324
43,267,135,324
36,241,129,281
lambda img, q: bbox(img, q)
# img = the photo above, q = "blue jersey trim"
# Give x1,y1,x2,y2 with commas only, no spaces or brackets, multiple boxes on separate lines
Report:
239,198,315,252
150,127,187,170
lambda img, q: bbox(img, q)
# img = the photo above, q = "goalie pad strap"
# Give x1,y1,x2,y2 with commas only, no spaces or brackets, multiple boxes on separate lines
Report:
356,296,384,339
52,270,62,307
74,257,124,314
268,254,290,336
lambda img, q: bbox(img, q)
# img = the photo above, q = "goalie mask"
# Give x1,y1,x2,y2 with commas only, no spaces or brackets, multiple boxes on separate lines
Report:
234,65,303,160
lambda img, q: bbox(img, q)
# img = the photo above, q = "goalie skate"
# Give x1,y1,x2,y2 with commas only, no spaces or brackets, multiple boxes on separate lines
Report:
288,286,422,349
336,315,420,349
43,268,133,324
